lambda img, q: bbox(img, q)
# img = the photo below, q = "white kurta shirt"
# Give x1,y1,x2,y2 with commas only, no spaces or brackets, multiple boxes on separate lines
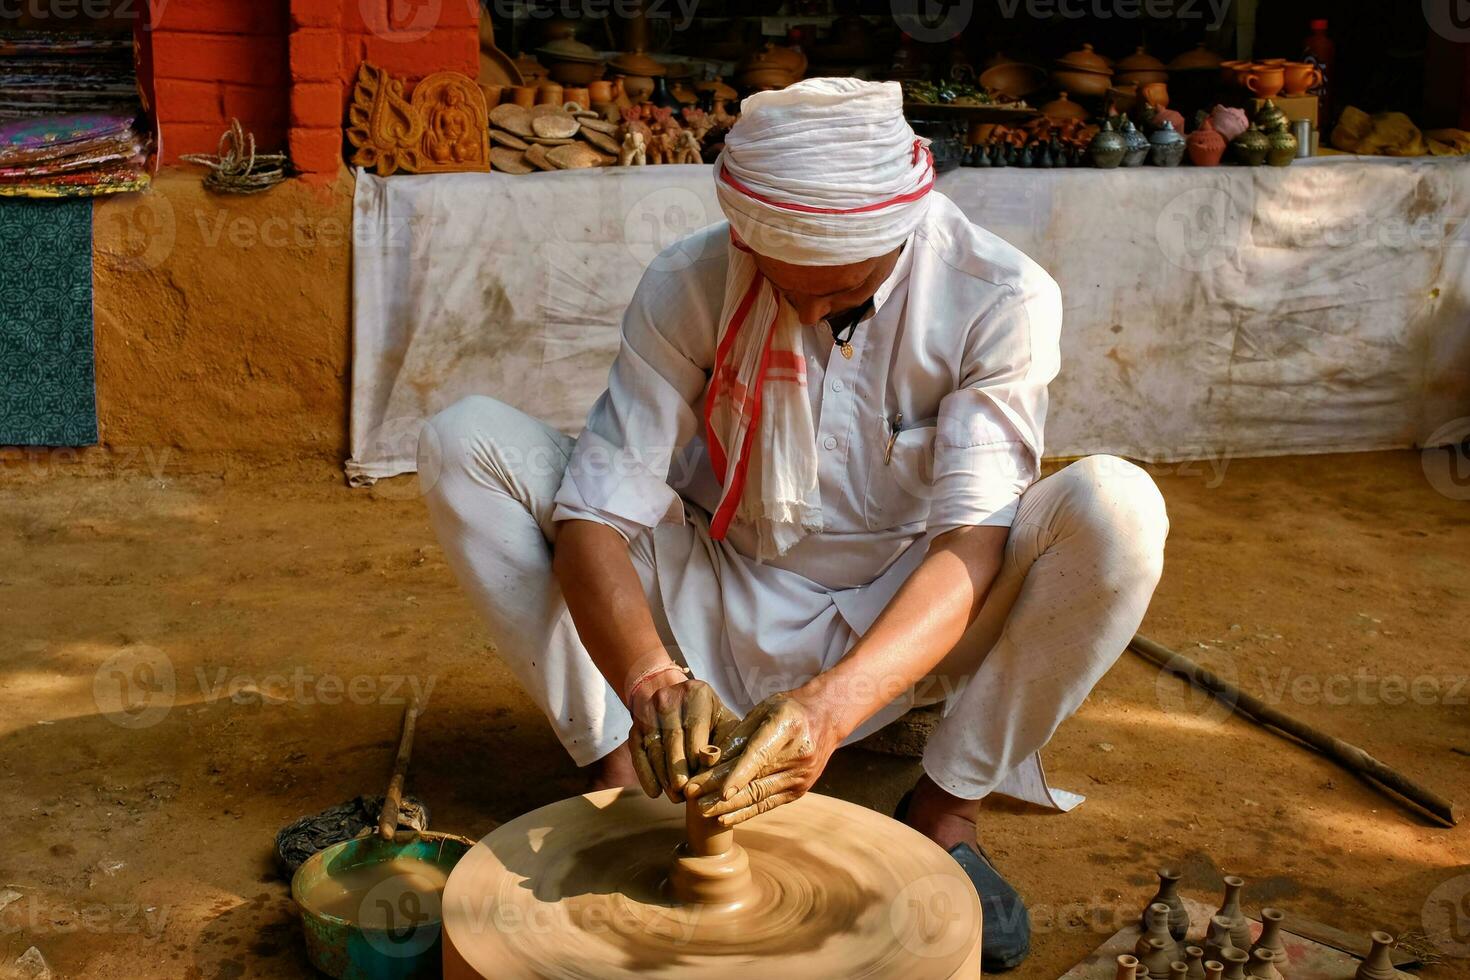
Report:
552,192,1062,726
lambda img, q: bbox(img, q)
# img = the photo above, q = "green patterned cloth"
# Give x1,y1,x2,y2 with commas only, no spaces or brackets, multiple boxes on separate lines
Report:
0,197,96,445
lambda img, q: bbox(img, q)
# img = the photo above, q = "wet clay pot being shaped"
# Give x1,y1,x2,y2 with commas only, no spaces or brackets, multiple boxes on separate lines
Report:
1266,122,1298,165
1120,118,1150,166
1137,903,1178,959
1187,119,1227,166
1117,953,1142,980
1355,932,1398,980
1149,121,1186,166
1220,948,1250,980
1247,948,1282,980
1231,125,1270,166
1142,937,1177,980
1251,908,1288,976
1142,869,1191,941
1216,876,1252,949
1204,915,1240,965
1089,119,1127,168
1209,104,1250,142
1184,946,1207,980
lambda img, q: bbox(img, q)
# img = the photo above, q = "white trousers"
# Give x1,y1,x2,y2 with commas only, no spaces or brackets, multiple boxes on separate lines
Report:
420,396,1168,802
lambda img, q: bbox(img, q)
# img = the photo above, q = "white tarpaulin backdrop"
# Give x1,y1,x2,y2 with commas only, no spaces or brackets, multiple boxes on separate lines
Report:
349,158,1470,483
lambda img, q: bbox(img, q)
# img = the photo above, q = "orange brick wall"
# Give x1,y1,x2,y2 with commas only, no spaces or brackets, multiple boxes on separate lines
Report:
141,0,480,175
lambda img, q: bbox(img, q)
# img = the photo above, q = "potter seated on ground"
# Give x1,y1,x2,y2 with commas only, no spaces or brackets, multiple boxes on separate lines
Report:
419,78,1168,974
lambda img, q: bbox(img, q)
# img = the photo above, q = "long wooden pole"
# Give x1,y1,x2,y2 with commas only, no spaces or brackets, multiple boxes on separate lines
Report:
377,701,420,840
1129,634,1459,828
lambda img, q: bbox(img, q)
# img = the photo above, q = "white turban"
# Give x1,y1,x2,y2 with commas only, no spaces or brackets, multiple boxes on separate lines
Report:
714,77,934,266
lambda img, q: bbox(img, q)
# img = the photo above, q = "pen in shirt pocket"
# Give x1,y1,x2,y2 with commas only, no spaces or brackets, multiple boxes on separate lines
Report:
885,412,939,464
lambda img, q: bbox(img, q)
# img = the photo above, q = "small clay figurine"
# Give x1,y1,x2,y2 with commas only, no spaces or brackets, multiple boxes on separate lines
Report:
1251,908,1288,977
1216,876,1252,950
618,130,646,166
676,129,702,165
1117,953,1142,980
1354,932,1398,980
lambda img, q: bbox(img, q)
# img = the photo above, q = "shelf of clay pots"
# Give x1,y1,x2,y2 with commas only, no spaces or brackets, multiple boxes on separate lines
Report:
903,102,1041,123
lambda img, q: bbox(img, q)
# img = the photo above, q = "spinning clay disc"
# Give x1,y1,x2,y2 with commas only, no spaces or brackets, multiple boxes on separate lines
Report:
442,787,982,979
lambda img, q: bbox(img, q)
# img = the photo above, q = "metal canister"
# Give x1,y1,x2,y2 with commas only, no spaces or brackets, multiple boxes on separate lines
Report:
1293,118,1313,158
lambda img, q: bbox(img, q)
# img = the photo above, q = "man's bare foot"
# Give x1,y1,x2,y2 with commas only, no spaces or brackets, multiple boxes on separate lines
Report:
902,773,980,852
587,741,641,792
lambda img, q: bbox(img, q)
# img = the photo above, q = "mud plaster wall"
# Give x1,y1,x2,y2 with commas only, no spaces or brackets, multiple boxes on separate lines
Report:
90,168,354,457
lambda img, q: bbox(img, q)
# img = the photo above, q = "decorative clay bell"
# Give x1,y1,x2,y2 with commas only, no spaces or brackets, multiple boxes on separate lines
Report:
1187,118,1227,166
1354,931,1398,980
1266,124,1298,166
1090,119,1127,169
1230,125,1270,166
1149,120,1186,166
1142,870,1190,941
1251,908,1288,977
1254,99,1287,133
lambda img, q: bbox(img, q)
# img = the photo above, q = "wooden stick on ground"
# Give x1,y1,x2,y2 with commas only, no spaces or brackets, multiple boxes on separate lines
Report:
377,700,420,840
1129,634,1459,828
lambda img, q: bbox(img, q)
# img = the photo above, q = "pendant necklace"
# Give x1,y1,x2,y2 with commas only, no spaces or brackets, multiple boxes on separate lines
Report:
829,299,872,360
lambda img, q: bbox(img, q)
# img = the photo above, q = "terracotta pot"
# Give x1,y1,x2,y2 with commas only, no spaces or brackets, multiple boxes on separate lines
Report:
1117,69,1169,87
1041,92,1088,121
738,66,796,90
547,59,604,85
563,86,590,110
511,85,538,108
1186,118,1227,165
587,80,614,103
536,80,564,105
480,83,503,107
1219,60,1250,86
1116,45,1166,73
979,61,1048,99
1052,67,1111,97
1282,61,1322,96
617,73,654,102
1169,43,1223,71
1243,66,1284,99
1057,42,1110,73
1141,82,1169,108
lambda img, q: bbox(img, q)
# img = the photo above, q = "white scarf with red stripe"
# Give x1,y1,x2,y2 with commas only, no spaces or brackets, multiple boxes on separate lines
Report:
703,79,935,559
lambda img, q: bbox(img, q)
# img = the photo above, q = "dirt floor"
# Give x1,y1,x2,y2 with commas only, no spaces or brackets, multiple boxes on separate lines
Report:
1,449,1467,979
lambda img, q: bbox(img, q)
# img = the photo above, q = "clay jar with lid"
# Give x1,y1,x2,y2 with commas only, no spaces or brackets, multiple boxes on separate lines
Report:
1186,118,1227,165
1116,45,1168,86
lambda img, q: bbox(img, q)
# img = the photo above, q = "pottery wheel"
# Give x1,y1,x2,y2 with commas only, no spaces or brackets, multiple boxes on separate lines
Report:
442,787,981,979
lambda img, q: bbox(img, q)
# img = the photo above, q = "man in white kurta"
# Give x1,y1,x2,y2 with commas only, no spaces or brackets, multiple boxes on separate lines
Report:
420,78,1167,972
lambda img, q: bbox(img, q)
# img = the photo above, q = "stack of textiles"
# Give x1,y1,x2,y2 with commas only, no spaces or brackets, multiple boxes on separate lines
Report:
0,30,138,119
0,111,150,198
0,29,148,196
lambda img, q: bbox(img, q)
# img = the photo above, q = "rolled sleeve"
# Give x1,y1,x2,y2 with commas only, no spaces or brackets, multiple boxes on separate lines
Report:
926,389,1034,533
926,266,1061,534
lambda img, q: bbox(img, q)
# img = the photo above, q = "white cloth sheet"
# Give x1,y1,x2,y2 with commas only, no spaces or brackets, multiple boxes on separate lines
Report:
350,157,1470,482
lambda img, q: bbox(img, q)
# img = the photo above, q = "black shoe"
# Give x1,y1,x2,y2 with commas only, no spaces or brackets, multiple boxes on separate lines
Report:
895,790,1032,973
